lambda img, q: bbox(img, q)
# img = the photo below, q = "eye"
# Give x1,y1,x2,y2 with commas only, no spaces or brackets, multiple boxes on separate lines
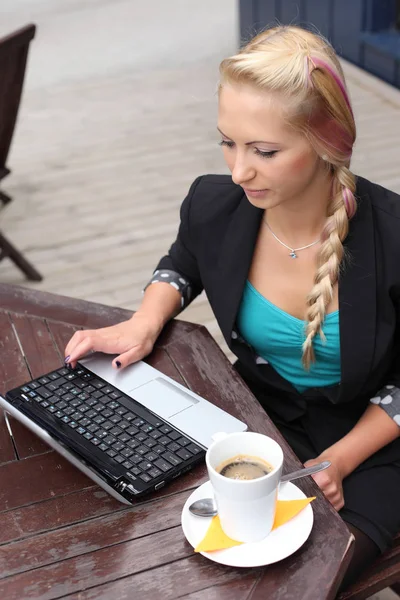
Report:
254,149,278,159
218,139,234,148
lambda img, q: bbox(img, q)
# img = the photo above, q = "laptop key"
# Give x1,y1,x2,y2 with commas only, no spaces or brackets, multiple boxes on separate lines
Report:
176,448,193,461
104,435,116,446
136,445,149,456
138,461,152,471
162,452,182,467
158,436,171,446
110,415,122,424
126,425,139,435
106,400,119,409
68,421,79,429
154,458,173,473
139,473,152,483
121,448,134,458
159,425,172,434
110,426,122,436
87,424,99,433
103,422,114,431
141,424,154,434
99,443,108,452
122,461,133,469
167,442,181,453
148,467,162,479
135,432,148,443
153,444,165,455
127,439,139,449
106,449,117,458
38,377,50,385
86,409,98,419
91,379,106,389
112,442,125,452
167,430,181,441
124,412,136,421
114,455,125,464
118,420,130,430
118,433,131,443
128,467,141,476
91,437,101,446
149,430,162,440
186,443,203,455
63,407,75,416
145,438,157,448
94,415,106,425
83,432,93,440
116,407,128,416
37,387,52,399
102,409,113,418
144,452,158,462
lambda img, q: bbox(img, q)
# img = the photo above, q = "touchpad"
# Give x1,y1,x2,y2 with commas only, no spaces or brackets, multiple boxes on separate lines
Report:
129,377,199,419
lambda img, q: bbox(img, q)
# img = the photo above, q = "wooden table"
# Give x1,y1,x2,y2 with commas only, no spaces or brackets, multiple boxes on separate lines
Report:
0,284,353,600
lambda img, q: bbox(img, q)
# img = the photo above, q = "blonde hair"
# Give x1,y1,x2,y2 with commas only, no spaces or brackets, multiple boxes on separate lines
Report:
219,26,357,369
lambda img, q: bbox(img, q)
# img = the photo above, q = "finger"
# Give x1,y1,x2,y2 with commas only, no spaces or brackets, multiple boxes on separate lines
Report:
68,337,96,368
65,330,87,360
113,343,152,369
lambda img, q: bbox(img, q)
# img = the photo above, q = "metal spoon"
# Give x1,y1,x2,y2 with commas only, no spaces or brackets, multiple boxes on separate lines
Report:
189,460,331,517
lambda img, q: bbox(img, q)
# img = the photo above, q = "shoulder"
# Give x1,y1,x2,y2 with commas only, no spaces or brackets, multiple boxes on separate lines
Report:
356,175,400,220
184,174,244,224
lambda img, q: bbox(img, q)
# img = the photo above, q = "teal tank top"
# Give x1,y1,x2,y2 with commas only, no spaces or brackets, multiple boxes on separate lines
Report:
237,281,341,393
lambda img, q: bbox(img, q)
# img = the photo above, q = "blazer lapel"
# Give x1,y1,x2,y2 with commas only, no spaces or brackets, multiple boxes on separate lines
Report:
215,193,263,346
338,178,376,402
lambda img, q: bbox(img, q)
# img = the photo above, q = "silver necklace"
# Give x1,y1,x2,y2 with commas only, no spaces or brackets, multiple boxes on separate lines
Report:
264,220,321,259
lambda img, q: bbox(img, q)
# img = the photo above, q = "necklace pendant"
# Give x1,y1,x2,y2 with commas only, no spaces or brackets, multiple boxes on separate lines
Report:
290,250,297,259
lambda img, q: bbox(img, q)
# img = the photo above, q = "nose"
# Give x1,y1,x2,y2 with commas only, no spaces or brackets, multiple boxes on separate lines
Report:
230,153,256,186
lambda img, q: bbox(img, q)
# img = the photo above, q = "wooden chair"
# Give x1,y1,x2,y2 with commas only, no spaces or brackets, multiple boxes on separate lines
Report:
0,23,42,281
338,532,400,599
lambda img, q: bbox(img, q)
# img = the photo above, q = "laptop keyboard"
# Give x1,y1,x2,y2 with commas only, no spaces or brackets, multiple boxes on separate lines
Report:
17,365,203,485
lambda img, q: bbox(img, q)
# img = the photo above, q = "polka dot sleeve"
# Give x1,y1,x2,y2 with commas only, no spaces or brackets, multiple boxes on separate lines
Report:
143,269,193,309
370,385,400,426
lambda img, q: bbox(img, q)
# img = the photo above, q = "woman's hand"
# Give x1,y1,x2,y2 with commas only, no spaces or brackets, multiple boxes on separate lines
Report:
64,311,163,370
303,454,345,511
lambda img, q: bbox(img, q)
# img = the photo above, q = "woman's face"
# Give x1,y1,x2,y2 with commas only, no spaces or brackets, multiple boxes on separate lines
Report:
218,83,325,210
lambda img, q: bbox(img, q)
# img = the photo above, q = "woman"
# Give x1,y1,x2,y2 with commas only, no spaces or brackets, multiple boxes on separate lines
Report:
65,26,400,587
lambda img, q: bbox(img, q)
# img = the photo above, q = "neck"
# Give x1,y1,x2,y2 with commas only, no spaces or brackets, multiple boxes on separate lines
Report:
266,171,333,246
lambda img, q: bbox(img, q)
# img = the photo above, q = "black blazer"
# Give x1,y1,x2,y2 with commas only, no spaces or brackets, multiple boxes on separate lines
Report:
156,174,400,436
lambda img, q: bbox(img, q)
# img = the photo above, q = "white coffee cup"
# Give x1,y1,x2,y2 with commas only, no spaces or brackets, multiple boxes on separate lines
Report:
206,431,284,543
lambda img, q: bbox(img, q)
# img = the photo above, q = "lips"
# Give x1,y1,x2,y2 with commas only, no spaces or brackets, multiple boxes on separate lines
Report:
243,188,269,199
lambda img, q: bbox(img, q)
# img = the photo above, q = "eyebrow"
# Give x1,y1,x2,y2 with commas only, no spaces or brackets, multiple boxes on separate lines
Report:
217,127,280,146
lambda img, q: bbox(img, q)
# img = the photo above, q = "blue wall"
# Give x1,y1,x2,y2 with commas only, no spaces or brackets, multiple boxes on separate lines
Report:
239,0,400,88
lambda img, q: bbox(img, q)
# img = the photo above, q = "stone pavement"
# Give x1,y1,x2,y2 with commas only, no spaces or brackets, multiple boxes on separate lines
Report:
0,3,399,596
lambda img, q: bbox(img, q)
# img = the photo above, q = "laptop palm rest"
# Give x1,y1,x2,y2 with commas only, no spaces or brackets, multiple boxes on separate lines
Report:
129,377,199,420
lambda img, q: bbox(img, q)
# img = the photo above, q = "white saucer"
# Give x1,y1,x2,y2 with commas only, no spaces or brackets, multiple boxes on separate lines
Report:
181,480,314,568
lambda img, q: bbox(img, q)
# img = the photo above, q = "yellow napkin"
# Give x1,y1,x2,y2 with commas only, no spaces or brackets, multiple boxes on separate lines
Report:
195,497,315,553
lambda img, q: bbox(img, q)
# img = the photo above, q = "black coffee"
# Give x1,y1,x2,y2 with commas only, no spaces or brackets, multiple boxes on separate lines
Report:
216,454,273,481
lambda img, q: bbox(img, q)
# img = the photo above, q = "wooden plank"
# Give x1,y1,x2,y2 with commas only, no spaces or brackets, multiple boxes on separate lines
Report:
0,310,24,464
0,486,118,545
59,556,262,600
0,527,194,600
46,320,79,359
0,467,206,546
176,573,261,599
0,451,93,511
0,491,192,578
9,313,63,458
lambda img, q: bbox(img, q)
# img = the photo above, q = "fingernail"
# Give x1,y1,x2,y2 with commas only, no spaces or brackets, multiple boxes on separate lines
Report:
116,360,121,369
64,355,70,364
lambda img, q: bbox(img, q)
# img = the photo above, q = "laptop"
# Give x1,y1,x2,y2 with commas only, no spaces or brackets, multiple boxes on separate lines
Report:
0,353,247,504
